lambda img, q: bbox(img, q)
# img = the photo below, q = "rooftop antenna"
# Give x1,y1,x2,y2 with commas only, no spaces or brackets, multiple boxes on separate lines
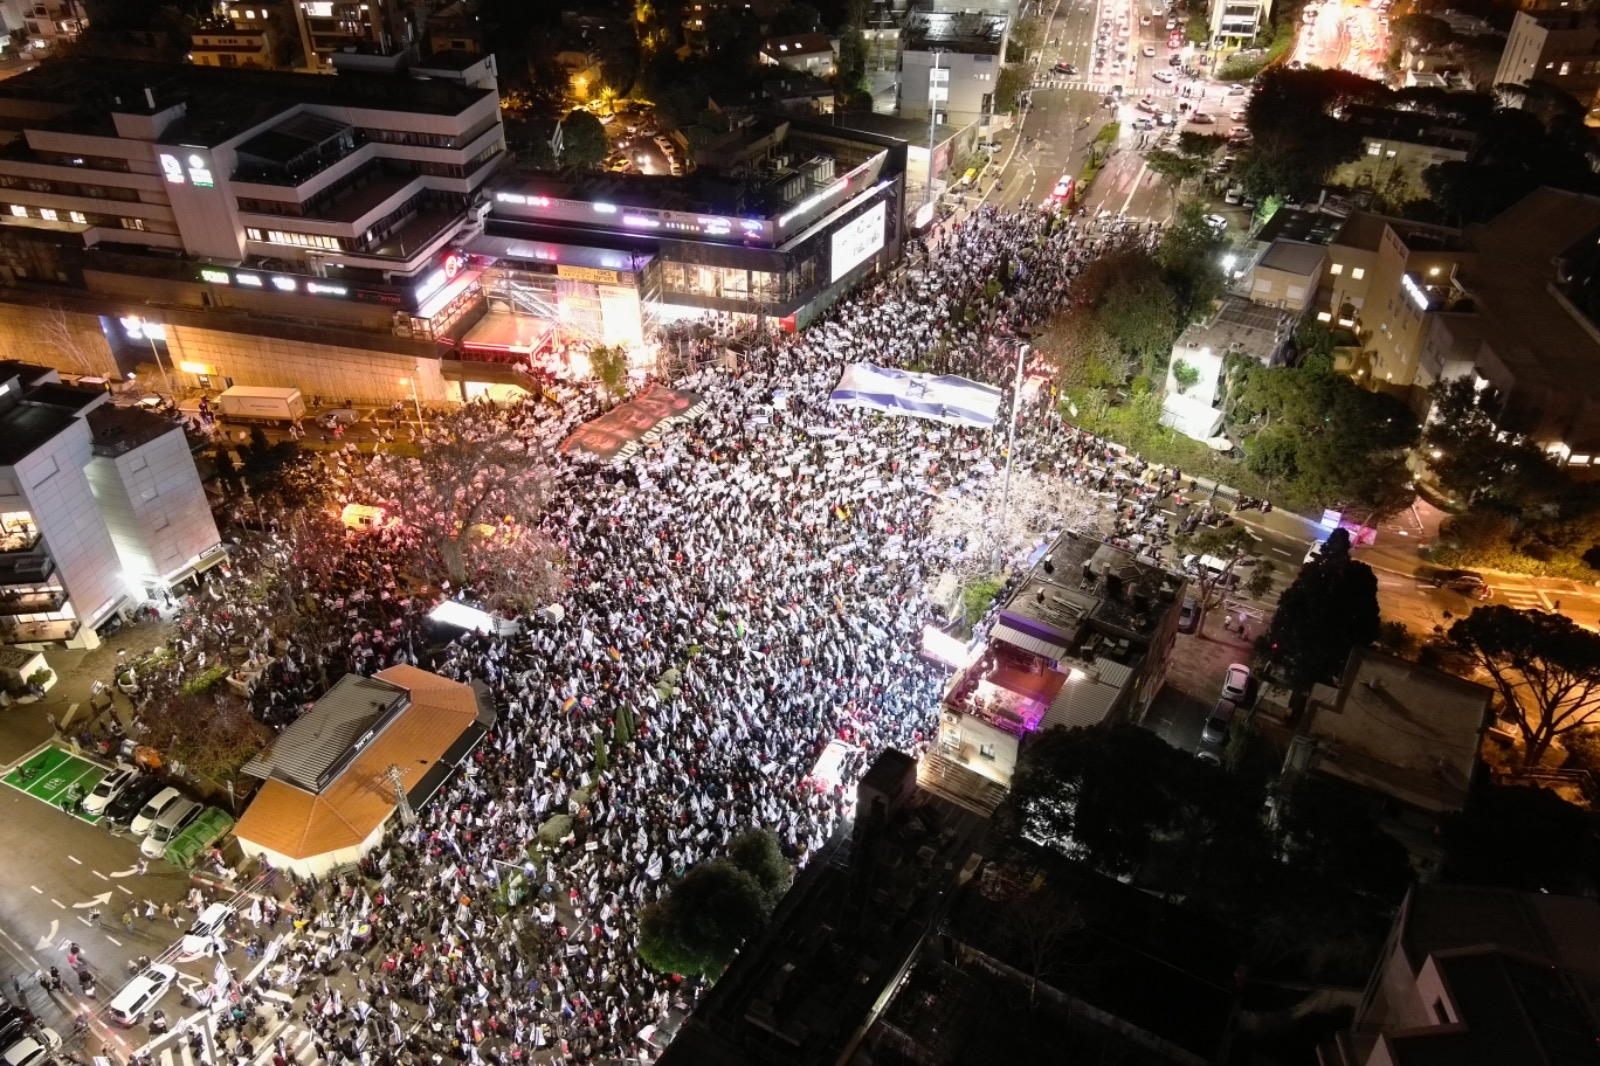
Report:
386,764,416,827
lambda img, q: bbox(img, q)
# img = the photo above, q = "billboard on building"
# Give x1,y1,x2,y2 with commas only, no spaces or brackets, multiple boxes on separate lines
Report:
830,200,887,283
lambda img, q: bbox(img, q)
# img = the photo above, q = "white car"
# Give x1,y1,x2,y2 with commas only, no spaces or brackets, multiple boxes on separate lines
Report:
1221,663,1252,703
83,766,138,816
1143,45,1157,57
108,964,177,1027
1152,70,1175,83
2,1029,60,1066
1204,213,1229,233
129,786,182,837
180,902,236,959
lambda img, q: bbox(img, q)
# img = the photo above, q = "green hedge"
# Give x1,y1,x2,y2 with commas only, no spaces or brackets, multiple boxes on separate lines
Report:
179,664,230,697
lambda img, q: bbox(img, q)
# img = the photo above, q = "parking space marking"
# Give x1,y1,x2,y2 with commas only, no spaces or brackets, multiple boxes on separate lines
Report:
3,745,108,824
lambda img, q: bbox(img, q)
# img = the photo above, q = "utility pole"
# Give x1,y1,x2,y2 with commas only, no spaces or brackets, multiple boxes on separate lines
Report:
387,764,416,828
993,342,1029,567
925,52,947,209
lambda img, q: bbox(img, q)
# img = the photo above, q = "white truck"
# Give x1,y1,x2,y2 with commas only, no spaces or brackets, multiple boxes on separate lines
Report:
215,386,305,424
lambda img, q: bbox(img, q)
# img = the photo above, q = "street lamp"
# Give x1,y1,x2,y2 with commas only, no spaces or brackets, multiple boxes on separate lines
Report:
992,341,1030,568
400,375,422,421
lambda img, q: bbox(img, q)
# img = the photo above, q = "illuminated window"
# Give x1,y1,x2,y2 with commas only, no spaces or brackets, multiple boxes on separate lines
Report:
69,211,85,224
8,205,24,217
1367,142,1381,156
1330,263,1343,275
1316,311,1332,321
246,227,264,240
38,208,56,221
1560,61,1572,75
1351,267,1365,280
978,743,996,760
120,217,145,230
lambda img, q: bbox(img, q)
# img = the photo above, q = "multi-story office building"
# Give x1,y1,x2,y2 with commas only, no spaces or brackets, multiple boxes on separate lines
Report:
899,5,1009,123
1210,0,1273,45
0,55,505,403
0,361,220,648
461,118,906,384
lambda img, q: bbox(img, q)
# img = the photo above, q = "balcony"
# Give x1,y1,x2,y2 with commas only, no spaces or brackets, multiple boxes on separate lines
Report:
0,528,40,554
0,552,54,586
0,588,67,616
0,617,78,644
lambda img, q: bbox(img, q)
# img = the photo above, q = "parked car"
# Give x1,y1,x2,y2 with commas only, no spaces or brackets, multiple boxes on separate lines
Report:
1418,568,1486,593
105,777,165,828
180,903,237,959
129,786,184,837
1178,595,1200,633
1142,44,1157,56
2,1029,60,1066
83,766,138,816
1224,186,1242,205
1227,83,1249,96
1221,663,1252,703
109,964,177,1028
1203,213,1228,233
0,1007,33,1052
1189,110,1215,124
140,798,202,858
1202,699,1238,745
315,408,360,429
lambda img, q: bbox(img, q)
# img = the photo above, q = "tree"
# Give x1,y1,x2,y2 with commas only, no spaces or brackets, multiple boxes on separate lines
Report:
558,109,609,169
1441,782,1600,892
1155,200,1226,328
1173,525,1258,634
1422,377,1563,509
1005,13,1044,62
637,828,791,976
1171,358,1201,395
1242,558,1277,599
995,64,1030,114
588,344,630,405
37,304,111,376
1261,553,1381,689
360,406,566,613
637,861,768,976
768,1,823,35
135,691,271,786
1145,149,1206,205
1449,606,1600,767
1236,68,1382,199
1228,358,1420,516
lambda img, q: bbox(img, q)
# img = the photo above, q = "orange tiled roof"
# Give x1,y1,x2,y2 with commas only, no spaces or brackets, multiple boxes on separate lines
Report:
234,665,480,860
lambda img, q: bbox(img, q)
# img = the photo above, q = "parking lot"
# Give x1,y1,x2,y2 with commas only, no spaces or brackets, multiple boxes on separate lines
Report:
3,746,107,825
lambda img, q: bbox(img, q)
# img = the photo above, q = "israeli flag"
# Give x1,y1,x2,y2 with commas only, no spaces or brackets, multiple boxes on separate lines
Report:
829,364,1003,429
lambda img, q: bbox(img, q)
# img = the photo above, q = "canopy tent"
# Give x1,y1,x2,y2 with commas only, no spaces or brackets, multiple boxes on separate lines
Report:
828,364,1002,429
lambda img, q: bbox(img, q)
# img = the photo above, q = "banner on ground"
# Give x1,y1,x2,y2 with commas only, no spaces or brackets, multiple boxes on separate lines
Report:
828,364,1002,429
560,385,708,463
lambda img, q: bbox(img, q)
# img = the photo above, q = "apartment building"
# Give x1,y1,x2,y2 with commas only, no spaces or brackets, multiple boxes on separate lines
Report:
1211,0,1273,45
920,532,1186,815
900,7,1009,122
0,361,220,649
1493,9,1600,107
758,33,836,76
2,0,85,56
292,0,416,73
0,55,505,403
1322,885,1600,1066
190,3,288,70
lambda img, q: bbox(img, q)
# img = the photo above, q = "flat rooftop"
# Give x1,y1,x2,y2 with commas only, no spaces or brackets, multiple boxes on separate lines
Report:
1259,239,1328,277
1173,295,1293,364
0,401,76,466
0,57,493,147
904,9,1008,53
1332,210,1467,254
1304,647,1492,813
1255,206,1348,246
87,405,179,458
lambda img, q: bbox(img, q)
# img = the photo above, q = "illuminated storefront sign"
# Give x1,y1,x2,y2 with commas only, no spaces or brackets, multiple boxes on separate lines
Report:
306,282,347,296
235,273,263,287
186,152,214,188
1401,273,1431,312
158,154,185,185
270,276,297,292
556,264,621,285
199,268,230,284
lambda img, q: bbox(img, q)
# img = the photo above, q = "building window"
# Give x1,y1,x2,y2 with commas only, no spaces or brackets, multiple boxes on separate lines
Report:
1560,61,1572,75
7,205,24,217
1351,267,1365,280
978,742,996,760
1367,142,1381,156
265,229,342,250
38,208,56,222
246,227,264,240
120,217,145,230
1385,149,1397,158
1330,262,1343,275
68,211,85,224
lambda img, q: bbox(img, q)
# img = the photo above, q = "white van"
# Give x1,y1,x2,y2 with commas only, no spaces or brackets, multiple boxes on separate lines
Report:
109,964,176,1027
140,798,201,859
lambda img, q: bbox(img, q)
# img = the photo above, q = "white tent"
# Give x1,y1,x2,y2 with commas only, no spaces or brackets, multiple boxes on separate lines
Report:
829,364,1002,429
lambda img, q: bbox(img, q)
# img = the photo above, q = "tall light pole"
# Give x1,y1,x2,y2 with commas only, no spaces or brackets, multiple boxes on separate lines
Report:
925,52,946,209
993,341,1029,567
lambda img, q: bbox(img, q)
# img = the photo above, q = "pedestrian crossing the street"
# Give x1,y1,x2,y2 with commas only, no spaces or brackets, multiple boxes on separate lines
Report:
148,1017,321,1066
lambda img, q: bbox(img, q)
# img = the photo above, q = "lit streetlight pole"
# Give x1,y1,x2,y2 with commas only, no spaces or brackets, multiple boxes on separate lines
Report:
992,341,1029,568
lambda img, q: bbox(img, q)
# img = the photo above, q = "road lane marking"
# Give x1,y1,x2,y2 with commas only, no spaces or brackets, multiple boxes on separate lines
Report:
50,899,64,909
93,870,108,881
117,885,133,895
29,885,40,894
67,855,81,865
105,934,121,947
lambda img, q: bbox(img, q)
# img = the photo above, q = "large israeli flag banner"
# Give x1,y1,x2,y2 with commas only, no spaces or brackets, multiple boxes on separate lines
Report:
829,364,1003,429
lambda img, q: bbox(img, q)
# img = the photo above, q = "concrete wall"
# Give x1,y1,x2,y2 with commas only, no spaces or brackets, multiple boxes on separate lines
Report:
0,303,119,378
86,426,220,588
162,323,450,405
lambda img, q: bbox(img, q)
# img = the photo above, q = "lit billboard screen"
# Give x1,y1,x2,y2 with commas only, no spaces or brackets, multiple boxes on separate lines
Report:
830,200,886,283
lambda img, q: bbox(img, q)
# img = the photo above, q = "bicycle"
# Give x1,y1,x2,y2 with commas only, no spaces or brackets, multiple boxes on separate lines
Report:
16,764,41,784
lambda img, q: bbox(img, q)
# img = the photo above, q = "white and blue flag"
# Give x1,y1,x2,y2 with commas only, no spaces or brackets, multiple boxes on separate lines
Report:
828,364,1003,429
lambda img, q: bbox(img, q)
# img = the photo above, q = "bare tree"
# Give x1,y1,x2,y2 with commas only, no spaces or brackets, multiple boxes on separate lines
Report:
36,304,109,375
361,406,567,614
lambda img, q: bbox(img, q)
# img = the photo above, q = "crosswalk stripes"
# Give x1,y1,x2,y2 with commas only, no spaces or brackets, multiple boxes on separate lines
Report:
1498,589,1546,609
